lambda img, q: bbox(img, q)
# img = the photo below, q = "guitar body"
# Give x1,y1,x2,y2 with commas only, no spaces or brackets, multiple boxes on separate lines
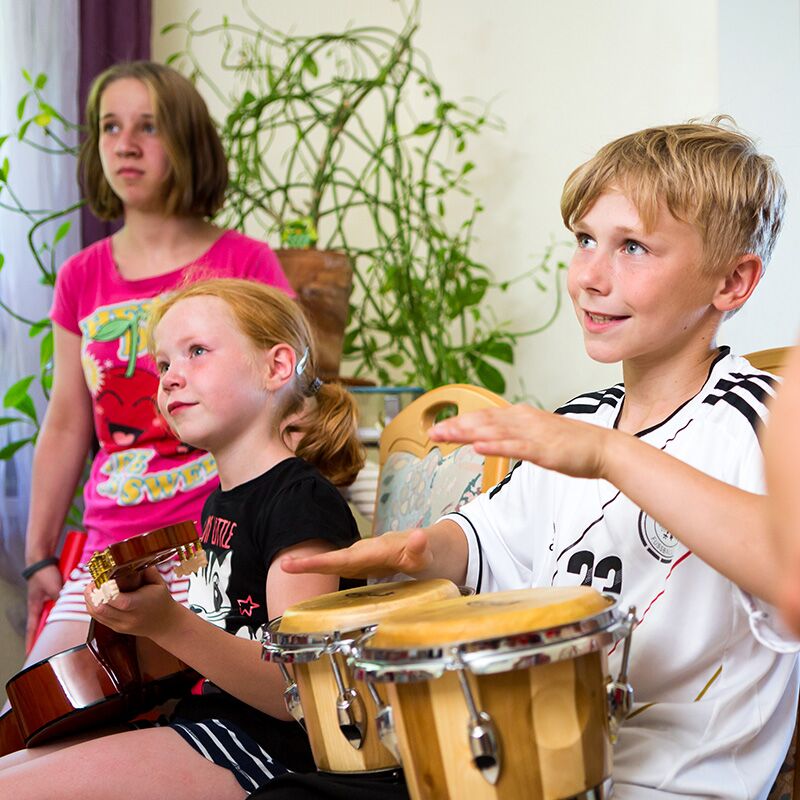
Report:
1,522,203,755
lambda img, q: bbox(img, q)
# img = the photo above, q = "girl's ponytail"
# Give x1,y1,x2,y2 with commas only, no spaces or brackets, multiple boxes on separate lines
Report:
291,382,365,487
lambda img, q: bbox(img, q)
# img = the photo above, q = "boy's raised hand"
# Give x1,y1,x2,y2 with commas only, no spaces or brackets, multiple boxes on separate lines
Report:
429,404,610,480
281,529,433,578
84,566,179,640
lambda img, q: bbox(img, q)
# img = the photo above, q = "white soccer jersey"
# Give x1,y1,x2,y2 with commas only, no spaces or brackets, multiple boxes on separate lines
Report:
446,348,799,799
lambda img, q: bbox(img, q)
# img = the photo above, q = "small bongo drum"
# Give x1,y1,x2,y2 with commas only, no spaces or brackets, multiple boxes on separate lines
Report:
262,578,463,774
353,586,635,800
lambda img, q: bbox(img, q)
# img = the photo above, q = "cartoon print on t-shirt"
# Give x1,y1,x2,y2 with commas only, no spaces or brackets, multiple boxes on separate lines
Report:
189,548,234,627
80,299,194,457
94,365,190,456
187,548,265,641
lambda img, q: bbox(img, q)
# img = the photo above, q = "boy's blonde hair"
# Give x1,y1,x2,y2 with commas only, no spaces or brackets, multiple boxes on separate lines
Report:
148,279,365,487
80,61,228,220
561,118,786,275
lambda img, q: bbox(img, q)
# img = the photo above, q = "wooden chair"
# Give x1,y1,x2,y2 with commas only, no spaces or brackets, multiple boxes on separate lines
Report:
745,346,792,375
371,384,510,537
746,347,798,799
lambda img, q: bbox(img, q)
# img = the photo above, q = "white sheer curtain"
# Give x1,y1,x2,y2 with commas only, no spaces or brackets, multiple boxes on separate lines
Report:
0,1,81,623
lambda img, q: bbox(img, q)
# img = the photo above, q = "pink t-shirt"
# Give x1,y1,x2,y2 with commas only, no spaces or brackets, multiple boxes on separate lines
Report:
50,230,293,560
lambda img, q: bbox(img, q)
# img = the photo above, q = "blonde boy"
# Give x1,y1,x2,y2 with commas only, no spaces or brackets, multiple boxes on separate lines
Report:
284,121,798,799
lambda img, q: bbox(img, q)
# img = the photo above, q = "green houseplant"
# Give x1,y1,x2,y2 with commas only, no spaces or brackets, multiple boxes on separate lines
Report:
163,2,565,392
0,4,567,464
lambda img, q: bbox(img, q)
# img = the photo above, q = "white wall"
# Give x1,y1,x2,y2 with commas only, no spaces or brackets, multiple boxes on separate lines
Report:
153,1,798,411
719,0,800,352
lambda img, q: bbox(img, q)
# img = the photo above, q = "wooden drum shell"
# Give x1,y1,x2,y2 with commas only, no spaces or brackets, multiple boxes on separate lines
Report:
294,651,398,774
388,651,611,800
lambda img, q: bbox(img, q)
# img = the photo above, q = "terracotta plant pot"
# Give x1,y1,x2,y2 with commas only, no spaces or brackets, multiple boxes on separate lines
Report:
276,248,353,379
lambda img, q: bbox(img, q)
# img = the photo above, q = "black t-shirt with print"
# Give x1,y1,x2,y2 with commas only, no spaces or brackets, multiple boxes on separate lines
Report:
172,456,360,771
188,456,360,636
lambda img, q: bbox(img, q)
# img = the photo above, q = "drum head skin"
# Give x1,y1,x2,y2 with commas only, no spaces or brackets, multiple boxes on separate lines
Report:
278,578,462,634
368,586,612,648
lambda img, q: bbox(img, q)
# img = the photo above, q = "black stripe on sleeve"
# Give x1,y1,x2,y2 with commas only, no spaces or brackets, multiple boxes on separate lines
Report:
489,459,522,499
452,511,483,594
702,391,761,433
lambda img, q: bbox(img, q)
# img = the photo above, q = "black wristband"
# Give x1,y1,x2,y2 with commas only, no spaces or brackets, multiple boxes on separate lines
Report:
21,556,60,581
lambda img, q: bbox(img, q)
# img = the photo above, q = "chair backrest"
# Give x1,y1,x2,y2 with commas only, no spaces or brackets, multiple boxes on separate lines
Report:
371,384,510,537
745,346,792,376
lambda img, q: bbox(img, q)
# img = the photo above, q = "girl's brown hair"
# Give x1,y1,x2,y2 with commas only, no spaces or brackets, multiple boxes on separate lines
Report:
147,278,365,487
79,61,228,220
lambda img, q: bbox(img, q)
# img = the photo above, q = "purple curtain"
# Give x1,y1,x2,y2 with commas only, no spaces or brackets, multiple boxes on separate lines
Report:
79,0,151,246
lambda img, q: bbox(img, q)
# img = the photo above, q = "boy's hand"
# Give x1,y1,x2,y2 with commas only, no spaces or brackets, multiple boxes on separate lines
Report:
429,404,610,480
281,529,433,578
84,566,179,640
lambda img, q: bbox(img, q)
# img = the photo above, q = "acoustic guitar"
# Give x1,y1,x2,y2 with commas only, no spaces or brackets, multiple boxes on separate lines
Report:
0,521,206,755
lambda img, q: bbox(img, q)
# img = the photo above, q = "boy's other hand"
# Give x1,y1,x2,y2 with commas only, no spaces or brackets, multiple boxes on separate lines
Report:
281,529,433,578
429,404,610,480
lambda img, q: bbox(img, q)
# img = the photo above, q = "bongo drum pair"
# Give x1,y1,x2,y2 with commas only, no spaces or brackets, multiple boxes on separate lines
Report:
262,579,462,773
264,582,635,800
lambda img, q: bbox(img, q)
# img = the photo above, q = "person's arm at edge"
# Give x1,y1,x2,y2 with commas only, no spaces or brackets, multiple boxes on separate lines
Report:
24,324,94,645
281,520,469,586
764,345,800,632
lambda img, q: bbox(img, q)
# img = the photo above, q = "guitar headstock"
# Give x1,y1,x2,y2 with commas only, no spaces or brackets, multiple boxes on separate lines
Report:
88,521,207,606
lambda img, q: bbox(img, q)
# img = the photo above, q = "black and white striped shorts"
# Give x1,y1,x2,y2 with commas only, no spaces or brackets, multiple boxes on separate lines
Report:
171,717,292,793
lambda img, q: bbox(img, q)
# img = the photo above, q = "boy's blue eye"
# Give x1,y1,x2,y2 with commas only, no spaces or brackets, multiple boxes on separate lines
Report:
624,240,646,256
190,346,207,358
101,121,119,134
576,233,597,249
157,361,169,375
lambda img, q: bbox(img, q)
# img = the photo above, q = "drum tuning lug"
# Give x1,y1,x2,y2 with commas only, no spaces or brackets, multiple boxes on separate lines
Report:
457,669,502,785
336,687,367,749
329,652,367,749
607,605,636,743
283,681,306,731
367,683,402,763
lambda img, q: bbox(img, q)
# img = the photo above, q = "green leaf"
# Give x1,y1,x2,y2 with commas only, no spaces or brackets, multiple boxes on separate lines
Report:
413,122,437,136
481,341,514,364
16,93,28,120
29,319,50,337
160,22,180,33
0,253,4,272
34,112,52,127
35,73,47,89
0,134,8,149
1,157,10,181
385,353,404,367
474,359,506,394
302,54,319,77
461,161,475,175
39,330,54,369
21,68,32,83
53,220,71,245
165,52,181,66
3,376,35,409
0,416,26,427
18,118,33,140
93,318,132,341
0,438,33,460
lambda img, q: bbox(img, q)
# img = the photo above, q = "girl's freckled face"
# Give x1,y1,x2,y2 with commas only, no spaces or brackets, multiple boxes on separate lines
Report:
154,296,268,454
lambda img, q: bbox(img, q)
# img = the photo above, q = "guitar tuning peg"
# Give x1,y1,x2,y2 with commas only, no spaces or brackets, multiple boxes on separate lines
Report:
90,579,120,606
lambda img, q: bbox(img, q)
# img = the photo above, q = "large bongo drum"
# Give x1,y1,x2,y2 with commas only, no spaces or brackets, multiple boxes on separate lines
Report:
263,578,462,774
354,586,635,800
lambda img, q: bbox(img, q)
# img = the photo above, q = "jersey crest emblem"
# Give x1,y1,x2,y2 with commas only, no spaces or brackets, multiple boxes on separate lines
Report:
638,511,678,563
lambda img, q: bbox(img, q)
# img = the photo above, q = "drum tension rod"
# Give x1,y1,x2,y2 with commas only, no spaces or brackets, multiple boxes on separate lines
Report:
607,605,636,743
278,662,306,731
456,664,502,785
327,646,367,750
365,683,402,762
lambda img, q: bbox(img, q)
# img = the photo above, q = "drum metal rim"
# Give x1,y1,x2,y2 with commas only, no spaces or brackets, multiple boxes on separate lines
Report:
353,600,627,682
564,776,614,799
262,616,376,664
